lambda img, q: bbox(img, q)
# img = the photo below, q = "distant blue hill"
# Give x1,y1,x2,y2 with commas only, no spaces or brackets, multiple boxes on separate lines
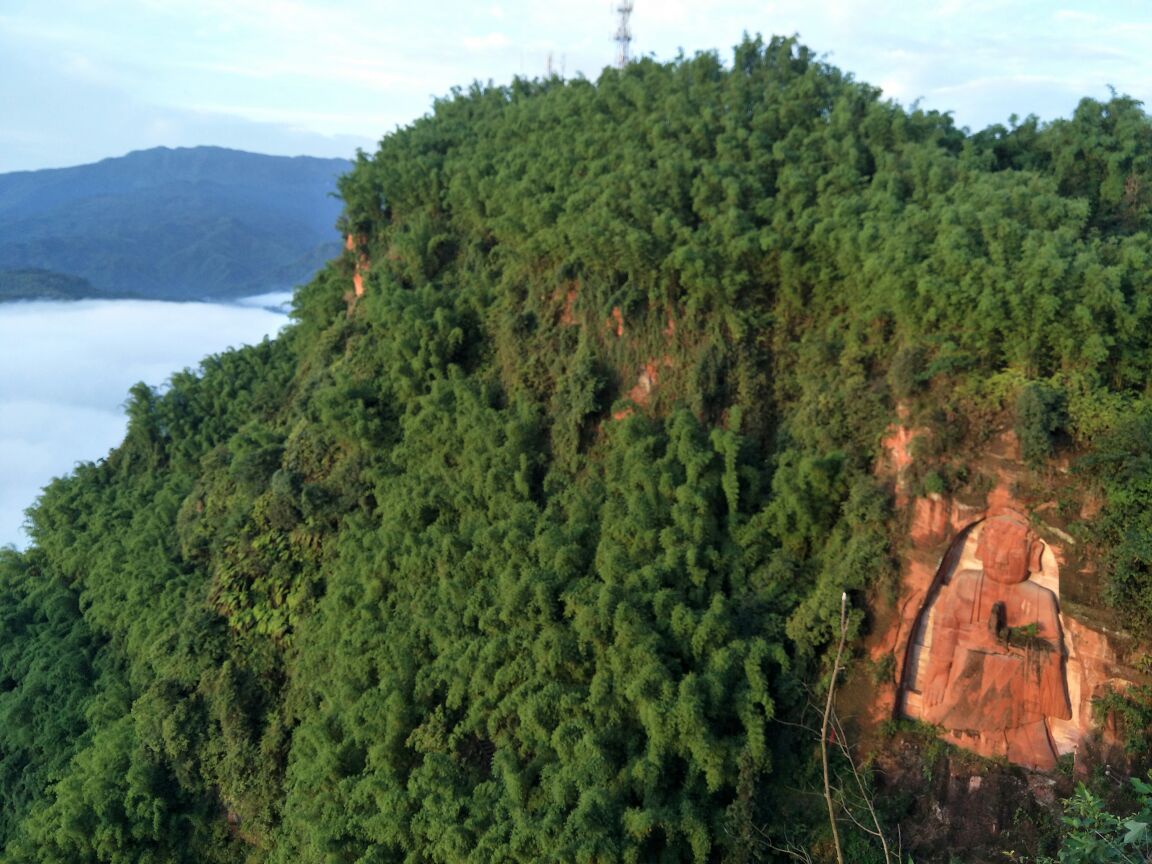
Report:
0,146,352,301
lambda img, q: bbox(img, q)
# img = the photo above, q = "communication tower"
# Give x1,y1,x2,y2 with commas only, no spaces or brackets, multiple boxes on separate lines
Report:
614,1,633,68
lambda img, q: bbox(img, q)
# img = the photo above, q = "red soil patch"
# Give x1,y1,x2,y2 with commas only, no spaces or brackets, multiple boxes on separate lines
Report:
607,306,624,338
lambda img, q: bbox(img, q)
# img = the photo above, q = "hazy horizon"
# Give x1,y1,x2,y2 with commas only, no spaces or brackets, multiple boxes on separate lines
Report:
0,294,291,548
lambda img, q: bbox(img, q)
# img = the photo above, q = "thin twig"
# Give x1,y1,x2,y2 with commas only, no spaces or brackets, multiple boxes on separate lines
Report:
753,824,817,863
830,710,893,862
821,591,849,864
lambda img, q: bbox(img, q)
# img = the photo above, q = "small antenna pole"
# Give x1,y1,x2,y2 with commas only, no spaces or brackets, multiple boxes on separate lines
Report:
614,1,633,68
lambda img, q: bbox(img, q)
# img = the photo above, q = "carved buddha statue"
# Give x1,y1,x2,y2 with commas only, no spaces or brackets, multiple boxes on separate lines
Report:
921,513,1070,769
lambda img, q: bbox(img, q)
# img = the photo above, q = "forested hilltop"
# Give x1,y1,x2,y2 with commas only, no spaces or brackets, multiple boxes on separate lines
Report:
6,36,1152,862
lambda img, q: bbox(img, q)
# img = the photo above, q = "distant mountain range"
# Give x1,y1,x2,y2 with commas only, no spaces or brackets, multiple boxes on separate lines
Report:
0,146,352,302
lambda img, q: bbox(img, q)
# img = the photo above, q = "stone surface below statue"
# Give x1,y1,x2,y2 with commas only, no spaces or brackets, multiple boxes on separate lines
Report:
918,513,1071,770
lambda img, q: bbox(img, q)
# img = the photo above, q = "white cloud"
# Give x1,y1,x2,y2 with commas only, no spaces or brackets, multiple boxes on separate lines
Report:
932,73,1070,98
181,57,429,92
0,401,126,547
185,102,388,132
0,298,289,548
1054,9,1098,24
7,0,1152,170
463,32,512,51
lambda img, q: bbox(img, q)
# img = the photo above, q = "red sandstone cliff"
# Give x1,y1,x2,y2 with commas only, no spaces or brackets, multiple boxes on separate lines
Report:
870,420,1147,774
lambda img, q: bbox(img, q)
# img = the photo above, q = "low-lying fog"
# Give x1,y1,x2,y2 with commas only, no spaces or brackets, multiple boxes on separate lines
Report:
0,294,291,548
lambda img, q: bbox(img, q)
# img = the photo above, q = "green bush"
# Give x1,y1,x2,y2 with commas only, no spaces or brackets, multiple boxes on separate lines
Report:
1016,381,1067,465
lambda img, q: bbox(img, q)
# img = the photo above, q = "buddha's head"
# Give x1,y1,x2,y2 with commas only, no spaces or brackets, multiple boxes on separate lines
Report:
975,515,1044,585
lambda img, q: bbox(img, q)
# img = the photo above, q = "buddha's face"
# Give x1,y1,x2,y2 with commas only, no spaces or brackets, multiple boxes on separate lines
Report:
975,518,1034,585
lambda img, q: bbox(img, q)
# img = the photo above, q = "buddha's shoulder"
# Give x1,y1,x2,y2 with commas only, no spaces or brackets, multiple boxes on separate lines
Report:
948,568,983,590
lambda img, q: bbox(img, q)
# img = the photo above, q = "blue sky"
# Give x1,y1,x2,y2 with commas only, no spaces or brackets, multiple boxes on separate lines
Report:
2,0,1151,172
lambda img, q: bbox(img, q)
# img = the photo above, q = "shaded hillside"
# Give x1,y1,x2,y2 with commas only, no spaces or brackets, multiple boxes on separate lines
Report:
0,269,109,302
4,36,1152,863
0,146,350,301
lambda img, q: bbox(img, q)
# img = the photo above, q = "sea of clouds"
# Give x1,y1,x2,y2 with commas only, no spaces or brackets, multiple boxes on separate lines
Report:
0,294,292,548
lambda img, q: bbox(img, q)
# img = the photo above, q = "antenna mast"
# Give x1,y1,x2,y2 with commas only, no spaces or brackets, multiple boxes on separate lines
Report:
614,1,633,68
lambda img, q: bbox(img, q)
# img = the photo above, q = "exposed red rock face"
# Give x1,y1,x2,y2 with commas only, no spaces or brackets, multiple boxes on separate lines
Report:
560,285,579,326
874,421,1139,773
877,414,922,509
618,356,675,412
608,306,624,338
625,357,673,406
346,233,370,298
626,362,657,406
909,495,971,546
915,513,1070,770
547,283,581,326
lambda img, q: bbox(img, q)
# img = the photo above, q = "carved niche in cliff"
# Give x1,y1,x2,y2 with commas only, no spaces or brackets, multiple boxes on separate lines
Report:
899,512,1071,770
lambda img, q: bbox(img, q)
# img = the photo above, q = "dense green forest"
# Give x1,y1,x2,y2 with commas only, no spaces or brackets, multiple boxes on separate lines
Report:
6,36,1152,861
0,270,112,302
0,147,349,302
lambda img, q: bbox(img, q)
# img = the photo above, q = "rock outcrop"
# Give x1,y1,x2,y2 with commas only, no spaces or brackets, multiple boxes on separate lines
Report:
872,421,1146,774
345,233,369,298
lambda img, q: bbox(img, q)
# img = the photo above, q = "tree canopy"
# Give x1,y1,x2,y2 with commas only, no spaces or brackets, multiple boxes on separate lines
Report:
5,35,1152,862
